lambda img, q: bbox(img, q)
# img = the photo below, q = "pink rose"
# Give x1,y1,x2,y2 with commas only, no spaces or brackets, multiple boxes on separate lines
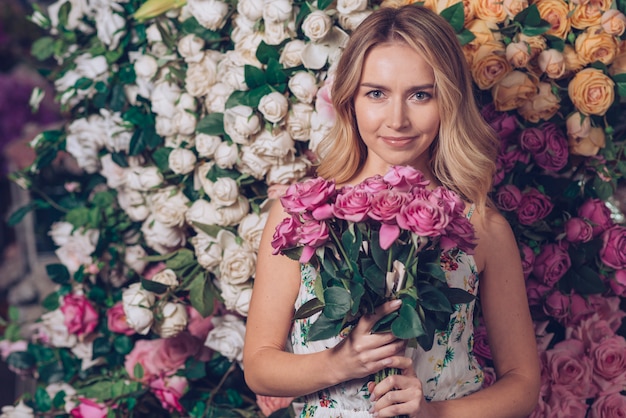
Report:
577,198,613,237
397,193,449,237
599,226,626,269
545,339,595,398
590,335,626,393
430,188,465,216
564,217,593,243
520,127,545,154
481,366,497,389
517,188,554,225
267,184,289,200
315,74,335,125
155,332,202,373
520,243,536,279
567,313,615,350
60,294,99,336
532,243,571,287
588,392,626,418
545,386,589,418
585,295,626,333
186,306,215,341
106,302,135,336
567,293,595,326
0,340,27,361
271,215,300,254
256,395,294,417
70,398,108,418
481,103,519,141
143,262,167,280
150,376,188,413
543,291,570,321
280,177,336,216
533,123,568,172
440,216,477,255
124,339,166,382
368,190,409,223
297,219,330,263
495,184,522,211
358,175,389,193
525,279,551,305
332,186,372,222
609,269,626,297
383,165,429,192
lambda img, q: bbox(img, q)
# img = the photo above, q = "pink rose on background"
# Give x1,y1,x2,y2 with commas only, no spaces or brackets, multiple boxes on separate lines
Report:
0,340,27,361
315,74,335,124
585,295,626,332
525,279,551,305
271,216,299,254
155,331,203,372
106,302,135,336
532,243,571,287
566,293,595,326
124,339,166,382
186,306,216,341
577,198,613,237
267,184,290,200
150,376,188,413
481,366,496,389
472,323,492,362
533,123,568,172
441,215,477,255
520,243,536,279
545,386,589,418
609,269,626,296
590,335,626,392
543,291,570,321
333,187,372,222
143,262,167,280
588,392,626,418
599,226,626,269
256,395,294,417
382,165,428,191
563,217,593,243
567,313,614,349
495,184,522,211
545,339,595,398
70,398,108,418
517,188,553,225
280,177,335,215
61,294,99,336
520,127,545,154
481,103,518,141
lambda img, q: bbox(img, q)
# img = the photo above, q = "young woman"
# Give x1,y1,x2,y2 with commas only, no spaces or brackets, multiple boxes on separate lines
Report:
243,5,540,417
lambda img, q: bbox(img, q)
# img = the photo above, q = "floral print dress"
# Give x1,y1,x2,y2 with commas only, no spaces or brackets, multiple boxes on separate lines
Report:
289,211,484,417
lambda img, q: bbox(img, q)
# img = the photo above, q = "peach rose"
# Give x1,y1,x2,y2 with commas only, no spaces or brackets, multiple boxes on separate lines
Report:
518,33,547,59
466,19,502,45
492,70,539,111
569,0,611,29
474,0,507,23
538,49,566,78
506,41,531,68
470,41,512,89
518,82,560,123
462,0,477,21
568,68,615,116
535,0,571,38
575,25,619,65
609,42,626,75
568,126,605,156
503,0,528,18
562,45,586,74
566,112,592,141
601,9,626,35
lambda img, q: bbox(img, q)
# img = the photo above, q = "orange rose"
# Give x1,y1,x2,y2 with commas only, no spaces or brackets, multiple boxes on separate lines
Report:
466,19,502,45
609,42,626,75
566,111,592,141
569,0,611,29
474,0,508,23
575,26,620,65
567,68,615,116
601,9,626,36
518,33,547,59
470,41,512,89
535,0,572,38
568,126,606,156
518,82,560,123
506,41,531,68
503,0,528,19
562,45,586,74
538,48,566,79
463,0,477,21
492,70,539,111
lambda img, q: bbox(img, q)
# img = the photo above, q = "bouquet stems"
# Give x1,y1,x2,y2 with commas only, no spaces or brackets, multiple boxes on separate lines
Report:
374,366,408,418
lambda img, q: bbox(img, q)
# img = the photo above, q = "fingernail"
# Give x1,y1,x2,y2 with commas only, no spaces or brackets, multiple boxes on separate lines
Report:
369,393,376,402
391,299,402,307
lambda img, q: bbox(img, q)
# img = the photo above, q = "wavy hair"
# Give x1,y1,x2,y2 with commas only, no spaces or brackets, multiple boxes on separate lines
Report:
316,4,499,212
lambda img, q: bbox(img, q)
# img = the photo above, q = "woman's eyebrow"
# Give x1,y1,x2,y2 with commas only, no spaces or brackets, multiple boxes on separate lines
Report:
359,82,435,90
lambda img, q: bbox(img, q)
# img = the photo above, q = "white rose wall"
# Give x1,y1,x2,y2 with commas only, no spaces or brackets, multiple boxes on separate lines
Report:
1,0,626,416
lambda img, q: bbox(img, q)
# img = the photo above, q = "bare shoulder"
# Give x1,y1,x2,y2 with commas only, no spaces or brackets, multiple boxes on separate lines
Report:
471,206,518,273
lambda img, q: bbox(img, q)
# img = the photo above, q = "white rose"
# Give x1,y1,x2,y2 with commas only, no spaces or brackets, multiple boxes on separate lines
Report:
175,109,198,136
146,23,163,43
215,197,250,226
150,186,190,228
207,177,240,207
288,71,318,103
194,161,214,193
231,15,257,44
191,232,223,270
156,115,177,137
71,341,105,371
337,0,368,14
134,54,159,79
125,78,153,105
195,134,222,157
94,5,126,50
302,10,333,42
37,309,77,348
45,383,76,412
238,146,273,179
237,212,268,250
214,142,239,169
267,158,310,185
204,314,246,363
264,21,291,45
99,110,132,153
49,221,74,247
151,269,179,287
286,102,314,140
236,32,264,66
187,0,229,30
168,148,197,175
204,82,234,113
178,34,205,62
124,245,148,274
258,92,289,123
217,51,248,91
117,188,150,222
185,54,218,97
141,215,186,254
54,228,99,274
223,105,261,144
237,0,264,20
75,54,108,79
65,117,106,173
309,110,334,154
48,0,91,32
126,166,164,191
220,283,253,317
122,283,156,335
263,0,293,23
154,302,188,338
186,199,224,227
280,39,306,68
0,401,35,418
151,80,181,116
337,10,371,31
177,92,197,111
250,129,295,159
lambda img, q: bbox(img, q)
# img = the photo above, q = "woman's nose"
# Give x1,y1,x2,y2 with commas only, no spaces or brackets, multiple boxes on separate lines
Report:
386,98,409,130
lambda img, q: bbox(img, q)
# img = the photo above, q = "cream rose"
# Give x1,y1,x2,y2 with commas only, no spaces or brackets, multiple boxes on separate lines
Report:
602,9,626,36
492,70,539,111
100,154,127,189
141,215,186,254
567,68,615,116
264,21,290,45
538,49,566,79
466,19,502,45
117,188,150,222
237,0,264,21
219,244,257,285
470,41,511,89
187,0,229,30
168,148,197,175
286,102,314,141
301,10,333,42
217,51,248,91
337,0,368,14
191,232,223,270
503,0,528,18
214,142,239,169
215,197,250,227
266,158,310,185
37,309,77,348
195,134,222,157
154,302,188,338
288,71,318,104
609,43,626,75
150,80,181,116
186,55,218,97
279,40,306,68
238,212,268,250
566,112,592,142
150,186,190,228
122,283,156,335
186,199,224,227
535,0,571,39
258,91,290,123
220,283,253,317
204,82,234,113
223,105,261,144
337,10,372,31
263,0,292,23
575,26,619,66
206,177,240,207
238,147,273,179
506,41,531,68
126,166,164,191
517,82,560,123
204,314,246,363
178,34,205,62
134,54,159,79
563,45,586,73
517,33,547,59
569,126,605,156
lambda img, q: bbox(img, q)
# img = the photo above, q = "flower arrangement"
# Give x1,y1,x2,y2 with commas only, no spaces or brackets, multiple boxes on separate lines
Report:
0,0,624,416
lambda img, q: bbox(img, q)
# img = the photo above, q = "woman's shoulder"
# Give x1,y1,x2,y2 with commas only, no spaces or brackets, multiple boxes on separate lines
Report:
470,205,517,272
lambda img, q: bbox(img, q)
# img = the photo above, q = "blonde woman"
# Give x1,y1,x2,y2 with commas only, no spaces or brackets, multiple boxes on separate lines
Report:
244,5,540,417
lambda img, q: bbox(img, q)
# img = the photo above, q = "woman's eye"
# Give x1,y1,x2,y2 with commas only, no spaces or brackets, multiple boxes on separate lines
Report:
366,90,383,99
413,91,431,101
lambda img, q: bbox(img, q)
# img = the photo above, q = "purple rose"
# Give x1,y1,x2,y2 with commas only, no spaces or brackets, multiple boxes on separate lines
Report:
280,177,336,215
518,188,554,225
333,186,372,222
608,269,626,297
520,243,536,279
495,184,522,211
589,392,626,418
533,243,571,287
599,226,626,269
564,217,593,243
543,291,570,321
397,191,449,237
525,279,551,305
577,198,614,237
383,165,429,192
297,220,330,263
520,127,545,154
271,216,300,254
533,123,568,172
368,189,409,223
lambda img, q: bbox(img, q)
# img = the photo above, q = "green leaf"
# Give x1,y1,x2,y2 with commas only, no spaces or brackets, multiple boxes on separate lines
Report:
166,248,196,270
191,221,223,238
391,303,425,339
323,287,351,320
256,41,281,65
189,273,217,317
8,201,41,226
184,357,207,380
196,113,225,135
42,291,60,311
593,177,614,201
293,298,324,320
440,2,465,32
6,351,36,371
134,363,144,380
244,65,267,89
92,191,115,208
349,280,365,315
78,380,143,400
418,261,447,283
93,336,112,357
140,277,169,294
559,267,606,295
266,58,288,86
47,264,70,284
341,228,359,261
317,0,334,10
113,335,134,355
363,261,385,297
456,28,476,46
35,386,52,412
370,231,388,271
242,84,274,107
441,287,475,305
152,146,173,173
307,314,343,341
31,36,55,60
420,286,453,312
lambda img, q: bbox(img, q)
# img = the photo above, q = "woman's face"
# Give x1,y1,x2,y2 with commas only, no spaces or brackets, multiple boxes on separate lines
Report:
353,42,441,179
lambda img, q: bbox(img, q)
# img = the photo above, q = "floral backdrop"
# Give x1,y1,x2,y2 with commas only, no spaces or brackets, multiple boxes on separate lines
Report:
1,0,626,416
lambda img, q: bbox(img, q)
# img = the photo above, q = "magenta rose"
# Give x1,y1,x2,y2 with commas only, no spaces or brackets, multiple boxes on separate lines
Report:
543,291,570,321
358,174,389,193
440,216,477,255
106,302,135,336
599,226,626,269
482,104,519,141
383,165,429,192
533,123,568,172
532,243,571,287
333,186,372,222
577,198,614,237
566,293,595,326
525,279,551,306
520,127,545,154
545,339,595,398
397,196,450,237
495,184,522,211
493,159,505,186
517,188,554,225
70,398,108,418
585,295,626,333
369,189,409,223
590,335,626,393
60,293,99,336
297,219,330,263
564,217,593,243
588,392,626,418
256,395,295,417
609,269,626,297
520,243,536,279
271,215,300,254
280,176,336,215
150,376,188,413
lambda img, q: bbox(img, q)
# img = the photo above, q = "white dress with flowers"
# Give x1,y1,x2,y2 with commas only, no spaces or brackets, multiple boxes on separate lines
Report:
289,212,484,417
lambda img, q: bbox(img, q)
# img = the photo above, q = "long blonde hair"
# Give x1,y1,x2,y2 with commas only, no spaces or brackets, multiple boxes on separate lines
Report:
316,5,499,212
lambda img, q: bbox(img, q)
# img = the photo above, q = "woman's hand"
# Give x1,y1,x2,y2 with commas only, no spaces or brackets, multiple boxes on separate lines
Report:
328,299,406,382
367,356,434,418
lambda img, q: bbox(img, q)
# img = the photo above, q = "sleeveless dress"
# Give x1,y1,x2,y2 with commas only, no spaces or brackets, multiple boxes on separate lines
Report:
288,208,484,418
